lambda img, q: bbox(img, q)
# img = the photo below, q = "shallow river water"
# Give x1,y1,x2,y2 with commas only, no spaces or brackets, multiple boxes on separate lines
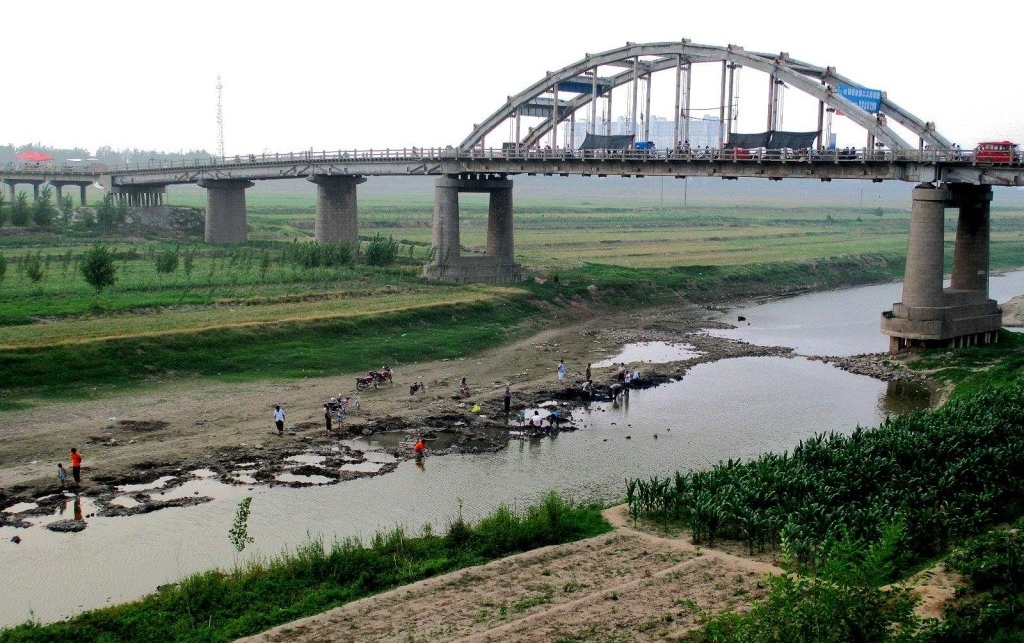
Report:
3,271,1024,626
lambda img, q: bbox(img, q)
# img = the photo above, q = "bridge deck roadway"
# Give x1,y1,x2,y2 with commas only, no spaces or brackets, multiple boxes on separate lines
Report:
104,149,1024,188
3,149,1022,189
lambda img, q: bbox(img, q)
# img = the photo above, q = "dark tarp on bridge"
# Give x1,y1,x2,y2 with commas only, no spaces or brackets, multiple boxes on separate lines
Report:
579,134,635,150
725,131,820,149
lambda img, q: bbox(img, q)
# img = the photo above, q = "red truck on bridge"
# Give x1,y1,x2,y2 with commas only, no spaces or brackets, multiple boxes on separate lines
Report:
974,141,1021,163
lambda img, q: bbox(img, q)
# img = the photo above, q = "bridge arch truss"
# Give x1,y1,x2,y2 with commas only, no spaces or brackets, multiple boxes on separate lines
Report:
460,41,951,154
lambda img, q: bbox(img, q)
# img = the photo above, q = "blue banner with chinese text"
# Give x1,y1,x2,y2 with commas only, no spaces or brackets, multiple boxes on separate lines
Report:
836,84,882,114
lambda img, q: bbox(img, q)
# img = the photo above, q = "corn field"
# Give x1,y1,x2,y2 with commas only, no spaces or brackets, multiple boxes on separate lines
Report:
626,382,1024,568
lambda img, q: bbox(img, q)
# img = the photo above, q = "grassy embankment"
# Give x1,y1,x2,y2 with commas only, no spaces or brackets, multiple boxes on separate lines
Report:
0,492,612,643
2,191,1023,409
627,333,1024,642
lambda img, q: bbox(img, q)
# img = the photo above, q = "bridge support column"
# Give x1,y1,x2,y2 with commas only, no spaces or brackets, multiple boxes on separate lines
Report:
80,184,87,206
423,174,523,283
309,174,366,246
112,185,167,209
199,179,252,244
881,184,1001,352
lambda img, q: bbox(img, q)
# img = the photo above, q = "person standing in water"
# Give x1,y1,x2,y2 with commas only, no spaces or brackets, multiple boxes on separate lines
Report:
503,386,511,415
69,448,82,487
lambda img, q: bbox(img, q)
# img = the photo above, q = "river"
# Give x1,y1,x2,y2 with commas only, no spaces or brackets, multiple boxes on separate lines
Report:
2,271,1023,627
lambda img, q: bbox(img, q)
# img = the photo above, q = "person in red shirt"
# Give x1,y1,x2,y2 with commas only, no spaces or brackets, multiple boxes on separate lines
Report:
69,448,82,487
414,439,425,459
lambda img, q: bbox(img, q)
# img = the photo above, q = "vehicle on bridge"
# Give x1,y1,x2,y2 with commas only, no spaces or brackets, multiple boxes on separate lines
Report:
974,141,1021,164
721,147,752,160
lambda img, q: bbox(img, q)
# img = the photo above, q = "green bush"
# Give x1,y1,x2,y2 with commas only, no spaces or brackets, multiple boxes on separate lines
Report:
282,240,355,269
914,526,1024,642
363,234,399,266
154,248,179,274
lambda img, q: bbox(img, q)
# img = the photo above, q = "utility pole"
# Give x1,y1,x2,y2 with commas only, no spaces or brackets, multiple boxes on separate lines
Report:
216,75,225,158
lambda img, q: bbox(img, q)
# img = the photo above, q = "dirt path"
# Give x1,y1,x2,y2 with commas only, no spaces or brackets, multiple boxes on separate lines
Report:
237,505,780,643
236,505,958,643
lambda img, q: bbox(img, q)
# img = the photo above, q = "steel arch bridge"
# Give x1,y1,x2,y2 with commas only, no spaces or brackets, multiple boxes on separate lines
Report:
0,41,1016,352
460,40,950,154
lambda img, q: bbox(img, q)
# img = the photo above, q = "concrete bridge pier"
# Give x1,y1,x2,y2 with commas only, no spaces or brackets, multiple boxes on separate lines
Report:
199,179,253,244
51,181,93,206
423,174,522,283
114,185,167,208
881,183,1001,352
309,174,366,245
4,179,44,200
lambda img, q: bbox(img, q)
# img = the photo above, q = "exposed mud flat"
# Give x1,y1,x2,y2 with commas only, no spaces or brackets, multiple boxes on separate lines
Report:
0,302,906,527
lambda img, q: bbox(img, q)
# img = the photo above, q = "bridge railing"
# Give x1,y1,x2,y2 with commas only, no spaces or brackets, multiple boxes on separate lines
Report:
96,146,1022,174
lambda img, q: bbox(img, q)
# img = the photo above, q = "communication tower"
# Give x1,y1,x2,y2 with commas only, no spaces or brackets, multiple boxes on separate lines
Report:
216,75,225,158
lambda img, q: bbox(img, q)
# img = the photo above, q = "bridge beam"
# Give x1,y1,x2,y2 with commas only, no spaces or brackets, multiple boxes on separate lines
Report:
881,184,1001,352
309,175,366,246
199,179,252,244
423,175,522,283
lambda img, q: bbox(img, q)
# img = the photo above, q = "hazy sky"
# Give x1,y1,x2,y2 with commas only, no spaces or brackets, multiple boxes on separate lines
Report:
5,1,1021,155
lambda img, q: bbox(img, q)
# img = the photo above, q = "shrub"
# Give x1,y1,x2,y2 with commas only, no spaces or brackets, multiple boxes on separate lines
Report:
155,248,179,274
364,234,399,266
283,240,355,269
23,251,45,283
0,253,7,282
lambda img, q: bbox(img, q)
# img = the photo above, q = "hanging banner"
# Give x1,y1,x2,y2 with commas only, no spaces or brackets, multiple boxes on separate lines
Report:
836,84,882,114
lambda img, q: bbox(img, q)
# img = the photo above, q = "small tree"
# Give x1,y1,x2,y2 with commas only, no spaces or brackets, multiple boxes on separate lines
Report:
0,253,7,283
59,193,76,226
364,234,399,266
80,242,117,293
10,191,31,226
96,194,120,233
23,251,45,283
228,496,255,565
32,187,56,228
0,191,7,228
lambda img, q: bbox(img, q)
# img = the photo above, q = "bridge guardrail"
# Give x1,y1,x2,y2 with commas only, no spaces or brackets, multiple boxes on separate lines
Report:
53,146,1020,175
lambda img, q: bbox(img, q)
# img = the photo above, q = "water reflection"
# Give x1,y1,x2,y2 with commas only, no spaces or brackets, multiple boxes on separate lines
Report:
593,341,701,367
878,380,933,416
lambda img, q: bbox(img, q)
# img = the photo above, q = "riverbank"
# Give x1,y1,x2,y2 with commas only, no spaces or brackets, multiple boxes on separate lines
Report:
0,300,793,519
0,254,938,525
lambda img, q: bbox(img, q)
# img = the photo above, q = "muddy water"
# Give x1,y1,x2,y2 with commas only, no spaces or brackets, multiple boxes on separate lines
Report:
3,272,1024,627
711,270,1024,356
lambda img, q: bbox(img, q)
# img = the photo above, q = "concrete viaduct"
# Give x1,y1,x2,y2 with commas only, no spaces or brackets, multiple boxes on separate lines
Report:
3,40,1023,352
